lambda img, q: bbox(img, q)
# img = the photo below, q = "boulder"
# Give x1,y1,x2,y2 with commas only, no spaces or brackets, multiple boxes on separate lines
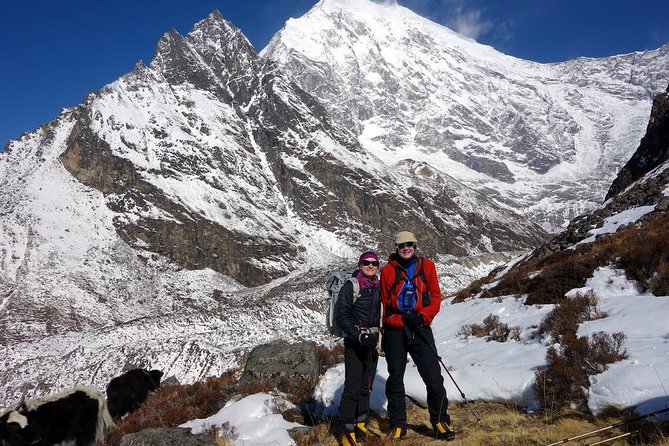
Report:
241,340,318,384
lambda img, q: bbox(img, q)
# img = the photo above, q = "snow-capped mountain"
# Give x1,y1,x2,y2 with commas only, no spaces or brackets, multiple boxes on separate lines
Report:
262,0,669,232
0,11,544,406
1,0,668,410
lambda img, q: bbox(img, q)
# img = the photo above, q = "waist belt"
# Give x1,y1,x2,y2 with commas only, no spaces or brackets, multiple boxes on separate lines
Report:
360,327,380,334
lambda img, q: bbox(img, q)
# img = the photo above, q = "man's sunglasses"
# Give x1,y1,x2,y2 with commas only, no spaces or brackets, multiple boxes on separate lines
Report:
396,242,415,249
360,260,380,267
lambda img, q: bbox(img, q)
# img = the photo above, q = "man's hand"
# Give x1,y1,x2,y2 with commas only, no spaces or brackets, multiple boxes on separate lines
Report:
359,332,378,349
403,312,423,330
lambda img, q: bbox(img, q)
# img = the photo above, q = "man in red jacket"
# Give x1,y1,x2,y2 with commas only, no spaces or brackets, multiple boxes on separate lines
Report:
380,231,455,440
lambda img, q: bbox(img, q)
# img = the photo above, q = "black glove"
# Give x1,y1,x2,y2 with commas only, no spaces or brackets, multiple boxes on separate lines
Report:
403,312,424,331
358,332,378,349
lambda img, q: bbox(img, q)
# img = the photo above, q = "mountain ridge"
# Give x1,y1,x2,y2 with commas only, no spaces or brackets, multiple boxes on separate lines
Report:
262,0,669,232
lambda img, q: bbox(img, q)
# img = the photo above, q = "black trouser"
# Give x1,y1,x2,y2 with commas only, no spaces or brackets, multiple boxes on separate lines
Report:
340,339,379,426
382,326,449,428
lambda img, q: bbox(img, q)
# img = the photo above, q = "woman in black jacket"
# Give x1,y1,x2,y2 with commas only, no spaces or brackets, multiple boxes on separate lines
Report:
336,250,382,446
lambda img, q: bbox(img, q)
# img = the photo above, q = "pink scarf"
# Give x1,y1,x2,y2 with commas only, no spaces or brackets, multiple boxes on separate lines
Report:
357,273,379,291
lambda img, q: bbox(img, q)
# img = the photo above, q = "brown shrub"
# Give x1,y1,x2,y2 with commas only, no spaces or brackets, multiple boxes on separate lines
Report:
525,251,599,305
649,259,669,296
487,261,536,298
535,339,590,410
474,213,668,306
587,331,628,373
452,275,495,302
458,323,485,339
482,314,511,342
482,249,599,305
534,331,627,411
614,215,669,295
458,314,515,342
538,291,605,340
315,343,344,375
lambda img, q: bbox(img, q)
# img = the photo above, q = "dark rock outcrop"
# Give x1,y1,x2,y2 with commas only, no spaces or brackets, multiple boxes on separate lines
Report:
59,110,297,287
607,84,669,200
241,340,318,384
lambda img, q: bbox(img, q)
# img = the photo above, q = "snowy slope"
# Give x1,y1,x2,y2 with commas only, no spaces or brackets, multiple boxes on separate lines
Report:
314,266,669,416
180,266,669,446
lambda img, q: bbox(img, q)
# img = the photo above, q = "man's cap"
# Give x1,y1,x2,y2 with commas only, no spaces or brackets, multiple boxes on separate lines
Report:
395,231,417,245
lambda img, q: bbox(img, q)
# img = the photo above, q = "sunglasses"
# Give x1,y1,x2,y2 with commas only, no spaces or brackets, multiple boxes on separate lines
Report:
360,260,380,267
396,242,415,249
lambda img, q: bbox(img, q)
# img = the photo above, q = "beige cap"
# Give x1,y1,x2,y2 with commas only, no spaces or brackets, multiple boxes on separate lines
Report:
395,231,417,245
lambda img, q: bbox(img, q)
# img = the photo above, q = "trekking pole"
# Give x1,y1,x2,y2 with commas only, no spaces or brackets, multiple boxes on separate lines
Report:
586,430,637,446
546,406,669,446
414,329,481,423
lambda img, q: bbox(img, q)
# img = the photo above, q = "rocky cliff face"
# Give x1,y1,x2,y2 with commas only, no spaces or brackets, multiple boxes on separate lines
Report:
606,84,669,200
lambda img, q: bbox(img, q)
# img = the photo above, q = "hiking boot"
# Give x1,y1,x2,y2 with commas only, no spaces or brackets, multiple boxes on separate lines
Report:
354,422,370,439
341,430,358,446
433,420,456,441
387,426,407,439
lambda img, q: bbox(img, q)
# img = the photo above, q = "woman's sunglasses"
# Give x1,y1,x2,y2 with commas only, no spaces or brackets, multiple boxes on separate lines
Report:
396,242,415,249
360,260,380,267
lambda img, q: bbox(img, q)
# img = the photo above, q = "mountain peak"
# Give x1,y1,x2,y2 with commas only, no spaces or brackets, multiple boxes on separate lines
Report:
189,9,254,53
316,0,401,11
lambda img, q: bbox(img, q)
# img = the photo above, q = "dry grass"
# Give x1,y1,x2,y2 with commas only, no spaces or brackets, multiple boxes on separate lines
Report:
293,403,669,446
455,213,669,304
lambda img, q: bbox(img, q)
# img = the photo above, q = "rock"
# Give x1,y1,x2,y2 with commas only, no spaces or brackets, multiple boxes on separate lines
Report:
241,339,319,384
120,427,216,446
607,84,669,200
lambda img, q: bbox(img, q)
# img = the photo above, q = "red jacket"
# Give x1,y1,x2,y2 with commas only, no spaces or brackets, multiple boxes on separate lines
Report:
380,254,442,329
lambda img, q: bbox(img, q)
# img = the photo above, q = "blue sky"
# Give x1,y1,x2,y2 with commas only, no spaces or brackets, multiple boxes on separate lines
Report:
2,0,668,150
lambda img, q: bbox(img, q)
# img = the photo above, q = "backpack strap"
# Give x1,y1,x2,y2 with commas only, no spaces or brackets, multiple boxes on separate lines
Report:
415,257,427,286
348,276,360,303
389,264,404,297
414,257,432,306
389,257,429,310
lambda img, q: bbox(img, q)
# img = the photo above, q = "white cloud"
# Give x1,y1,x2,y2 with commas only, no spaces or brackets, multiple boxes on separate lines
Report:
447,6,493,40
401,0,495,40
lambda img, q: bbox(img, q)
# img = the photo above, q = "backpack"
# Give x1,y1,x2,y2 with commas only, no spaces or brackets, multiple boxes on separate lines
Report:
325,270,360,338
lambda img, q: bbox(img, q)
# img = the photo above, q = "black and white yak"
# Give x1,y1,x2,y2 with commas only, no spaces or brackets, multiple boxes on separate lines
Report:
106,368,163,419
0,385,115,446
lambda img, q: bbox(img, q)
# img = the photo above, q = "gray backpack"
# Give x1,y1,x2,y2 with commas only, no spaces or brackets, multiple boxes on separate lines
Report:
325,270,360,338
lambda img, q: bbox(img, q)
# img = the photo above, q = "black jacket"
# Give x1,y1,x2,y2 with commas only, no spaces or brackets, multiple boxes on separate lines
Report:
335,271,381,342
